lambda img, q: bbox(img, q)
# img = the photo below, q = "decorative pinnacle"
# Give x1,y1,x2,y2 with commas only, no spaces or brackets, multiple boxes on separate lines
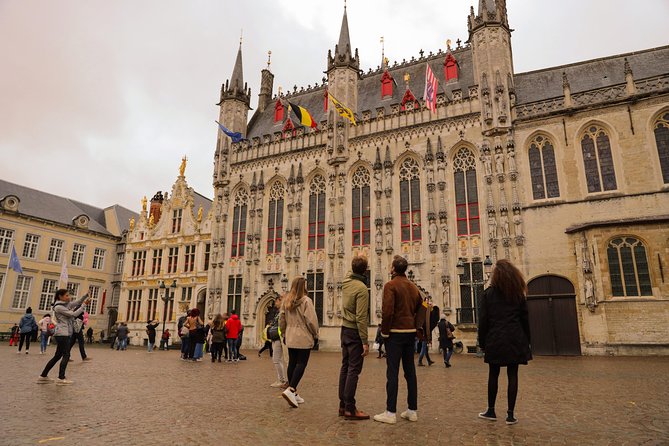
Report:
267,50,272,69
446,39,452,51
239,29,243,46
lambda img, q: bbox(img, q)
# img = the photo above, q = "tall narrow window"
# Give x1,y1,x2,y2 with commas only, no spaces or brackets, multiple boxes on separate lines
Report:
92,248,106,270
306,271,324,325
22,234,40,258
39,279,58,311
399,158,422,242
653,111,669,183
71,243,86,267
457,261,484,324
48,239,64,263
581,126,617,193
184,245,196,272
151,249,163,275
87,285,101,314
167,247,179,274
127,289,143,321
351,167,371,246
231,189,249,257
147,288,159,321
180,286,193,305
274,99,284,123
116,253,125,274
131,250,147,276
203,243,211,271
12,275,32,309
453,148,480,236
528,135,560,200
267,182,285,254
67,283,80,299
0,228,14,254
444,53,458,82
227,276,243,315
607,237,652,297
381,71,394,98
171,209,183,233
308,175,326,250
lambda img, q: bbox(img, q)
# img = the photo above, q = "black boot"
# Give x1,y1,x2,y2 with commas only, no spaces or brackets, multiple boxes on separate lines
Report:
478,408,497,421
506,411,517,425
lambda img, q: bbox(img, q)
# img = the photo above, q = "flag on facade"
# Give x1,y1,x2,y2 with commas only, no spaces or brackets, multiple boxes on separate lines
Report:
328,93,357,126
289,102,318,128
9,245,23,274
424,63,438,113
59,253,68,286
215,121,245,143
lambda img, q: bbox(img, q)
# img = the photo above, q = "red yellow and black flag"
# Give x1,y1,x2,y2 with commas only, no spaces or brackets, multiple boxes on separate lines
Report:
288,102,318,128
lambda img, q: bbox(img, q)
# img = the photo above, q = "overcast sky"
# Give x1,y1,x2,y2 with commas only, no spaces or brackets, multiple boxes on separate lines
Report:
1,0,667,213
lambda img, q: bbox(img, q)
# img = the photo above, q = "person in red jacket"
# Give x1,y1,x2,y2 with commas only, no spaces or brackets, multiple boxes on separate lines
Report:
225,310,243,362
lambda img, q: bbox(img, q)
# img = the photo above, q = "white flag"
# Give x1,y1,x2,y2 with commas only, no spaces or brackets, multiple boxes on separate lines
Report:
60,252,69,287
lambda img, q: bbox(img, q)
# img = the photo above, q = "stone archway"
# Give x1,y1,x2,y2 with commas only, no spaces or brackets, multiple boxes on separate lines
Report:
255,288,280,346
196,288,207,320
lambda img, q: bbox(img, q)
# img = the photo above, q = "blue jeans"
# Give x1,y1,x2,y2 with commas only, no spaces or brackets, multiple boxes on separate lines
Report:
147,341,155,352
180,336,190,358
194,343,204,359
40,333,49,353
418,340,432,364
117,338,128,350
227,338,238,360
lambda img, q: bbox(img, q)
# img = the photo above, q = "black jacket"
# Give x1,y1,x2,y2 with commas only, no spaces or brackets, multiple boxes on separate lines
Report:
478,286,532,365
437,319,456,349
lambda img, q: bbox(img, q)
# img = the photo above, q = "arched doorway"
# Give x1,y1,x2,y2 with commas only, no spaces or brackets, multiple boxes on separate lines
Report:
106,308,118,340
256,289,280,346
196,288,207,320
527,275,581,355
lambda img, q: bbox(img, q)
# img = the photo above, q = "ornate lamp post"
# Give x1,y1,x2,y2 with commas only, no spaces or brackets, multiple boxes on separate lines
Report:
483,255,493,281
160,279,177,348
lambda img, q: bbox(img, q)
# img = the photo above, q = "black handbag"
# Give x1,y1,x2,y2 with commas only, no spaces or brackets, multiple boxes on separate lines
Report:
267,325,280,341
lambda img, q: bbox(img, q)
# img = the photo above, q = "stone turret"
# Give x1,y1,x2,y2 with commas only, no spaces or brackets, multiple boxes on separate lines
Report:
217,42,251,135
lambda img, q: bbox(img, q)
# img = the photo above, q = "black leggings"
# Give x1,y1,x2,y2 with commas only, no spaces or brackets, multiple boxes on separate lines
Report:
487,363,519,413
287,348,311,391
41,336,71,379
211,342,225,361
18,333,31,351
258,341,273,356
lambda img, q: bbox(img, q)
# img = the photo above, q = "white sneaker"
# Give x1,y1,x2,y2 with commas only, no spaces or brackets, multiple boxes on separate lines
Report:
401,410,418,422
373,411,397,424
56,378,73,386
36,376,54,384
16,351,21,354
270,381,284,388
282,388,299,408
295,394,305,404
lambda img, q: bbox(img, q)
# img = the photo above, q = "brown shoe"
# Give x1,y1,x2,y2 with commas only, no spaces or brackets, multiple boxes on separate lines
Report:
344,410,371,420
338,407,345,417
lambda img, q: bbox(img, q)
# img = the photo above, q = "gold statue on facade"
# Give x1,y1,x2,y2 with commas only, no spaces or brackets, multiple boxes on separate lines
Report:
129,217,135,230
179,156,187,177
197,205,203,222
148,213,155,227
141,196,147,212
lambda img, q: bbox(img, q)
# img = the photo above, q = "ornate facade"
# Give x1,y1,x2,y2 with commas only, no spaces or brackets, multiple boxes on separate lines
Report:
208,2,669,354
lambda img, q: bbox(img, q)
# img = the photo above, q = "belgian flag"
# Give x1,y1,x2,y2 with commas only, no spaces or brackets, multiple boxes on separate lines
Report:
288,102,318,128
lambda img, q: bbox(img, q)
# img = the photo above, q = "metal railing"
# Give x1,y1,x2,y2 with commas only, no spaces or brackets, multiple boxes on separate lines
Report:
456,307,478,324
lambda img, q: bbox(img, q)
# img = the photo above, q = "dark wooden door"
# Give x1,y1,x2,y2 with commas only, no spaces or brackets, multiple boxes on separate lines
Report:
527,276,581,356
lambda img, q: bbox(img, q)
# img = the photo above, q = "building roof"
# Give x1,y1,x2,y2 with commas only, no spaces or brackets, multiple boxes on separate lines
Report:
192,190,213,217
229,44,245,93
514,45,669,104
247,47,474,140
0,179,138,238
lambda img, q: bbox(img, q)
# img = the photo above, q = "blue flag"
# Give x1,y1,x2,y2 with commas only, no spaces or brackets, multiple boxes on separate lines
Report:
216,121,245,143
9,245,23,274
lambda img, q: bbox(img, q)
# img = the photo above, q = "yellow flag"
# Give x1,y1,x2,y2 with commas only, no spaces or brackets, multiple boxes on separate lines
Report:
328,93,357,126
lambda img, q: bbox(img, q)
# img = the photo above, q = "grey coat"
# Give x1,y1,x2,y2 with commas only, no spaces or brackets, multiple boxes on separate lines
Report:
52,294,88,337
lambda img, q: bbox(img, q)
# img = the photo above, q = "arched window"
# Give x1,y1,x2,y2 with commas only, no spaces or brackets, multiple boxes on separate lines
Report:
267,182,285,254
528,135,560,199
351,167,371,246
231,189,248,257
453,148,480,236
653,111,669,183
581,126,617,193
607,237,652,297
399,158,422,242
308,175,326,250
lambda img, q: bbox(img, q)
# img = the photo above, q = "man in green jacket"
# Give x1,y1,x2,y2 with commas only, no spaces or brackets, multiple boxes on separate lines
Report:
338,255,370,420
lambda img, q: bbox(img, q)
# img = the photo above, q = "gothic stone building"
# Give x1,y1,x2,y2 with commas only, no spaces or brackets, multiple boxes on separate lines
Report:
208,1,669,354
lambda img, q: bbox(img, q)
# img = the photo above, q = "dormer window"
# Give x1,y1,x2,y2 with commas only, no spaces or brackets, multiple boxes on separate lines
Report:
282,119,296,138
274,99,284,123
444,53,458,82
381,71,394,98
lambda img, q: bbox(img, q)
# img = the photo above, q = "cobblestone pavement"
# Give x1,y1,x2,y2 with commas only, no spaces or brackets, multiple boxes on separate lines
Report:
1,344,668,446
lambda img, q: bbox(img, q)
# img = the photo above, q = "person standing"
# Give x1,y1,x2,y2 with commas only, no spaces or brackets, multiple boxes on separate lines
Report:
9,323,20,346
109,323,118,349
37,290,90,385
86,326,94,344
267,295,287,388
373,256,425,424
477,259,532,425
338,256,371,420
183,309,204,361
225,310,242,362
209,315,226,363
146,320,159,352
116,322,129,350
69,311,91,361
437,314,456,367
418,300,438,367
374,324,386,358
38,314,53,354
160,329,171,350
279,277,319,408
17,307,38,354
177,310,190,360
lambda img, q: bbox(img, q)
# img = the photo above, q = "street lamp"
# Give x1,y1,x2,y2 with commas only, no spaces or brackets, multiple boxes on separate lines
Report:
483,255,493,278
455,258,465,277
281,274,289,293
160,279,177,349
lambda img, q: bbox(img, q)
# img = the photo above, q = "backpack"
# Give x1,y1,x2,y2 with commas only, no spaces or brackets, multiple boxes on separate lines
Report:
47,323,55,336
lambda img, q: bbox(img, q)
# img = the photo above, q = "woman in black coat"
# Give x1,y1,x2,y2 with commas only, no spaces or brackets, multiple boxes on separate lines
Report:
477,259,532,425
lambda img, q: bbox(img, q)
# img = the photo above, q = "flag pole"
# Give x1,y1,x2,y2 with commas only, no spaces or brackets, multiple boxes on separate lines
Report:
0,239,15,309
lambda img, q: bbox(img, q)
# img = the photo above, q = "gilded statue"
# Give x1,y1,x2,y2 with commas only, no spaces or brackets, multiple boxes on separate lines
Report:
148,214,154,227
129,217,135,230
141,196,147,212
197,205,203,222
179,156,187,176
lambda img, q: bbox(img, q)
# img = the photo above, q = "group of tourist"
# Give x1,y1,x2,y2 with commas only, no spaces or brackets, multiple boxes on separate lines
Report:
29,254,532,425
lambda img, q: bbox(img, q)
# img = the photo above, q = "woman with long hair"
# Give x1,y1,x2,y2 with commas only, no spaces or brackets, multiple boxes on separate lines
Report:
477,259,532,425
209,314,226,363
184,308,204,361
279,277,319,408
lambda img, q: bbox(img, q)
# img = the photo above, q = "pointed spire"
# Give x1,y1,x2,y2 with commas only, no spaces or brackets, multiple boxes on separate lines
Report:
288,164,296,185
250,171,257,192
327,4,359,71
296,163,304,184
337,6,352,59
219,39,251,107
425,138,434,163
230,43,244,93
435,136,444,162
384,145,393,169
374,147,383,171
258,170,265,191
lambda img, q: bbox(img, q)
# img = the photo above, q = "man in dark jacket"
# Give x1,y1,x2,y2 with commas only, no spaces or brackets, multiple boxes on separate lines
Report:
338,256,370,420
373,256,425,425
437,314,456,367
